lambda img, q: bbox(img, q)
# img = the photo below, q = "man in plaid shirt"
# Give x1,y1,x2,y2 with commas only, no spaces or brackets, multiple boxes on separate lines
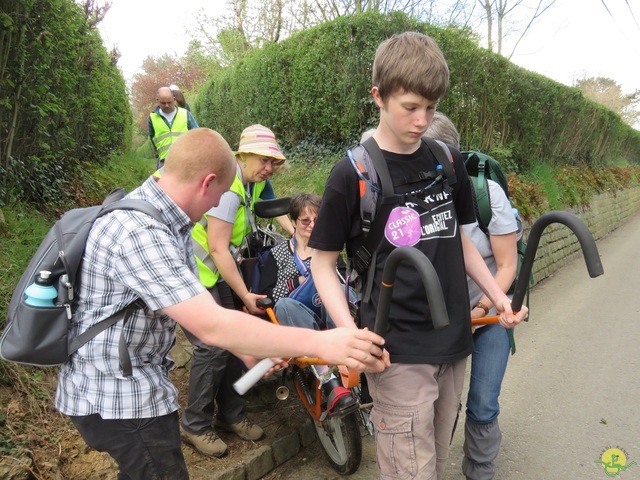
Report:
55,128,389,479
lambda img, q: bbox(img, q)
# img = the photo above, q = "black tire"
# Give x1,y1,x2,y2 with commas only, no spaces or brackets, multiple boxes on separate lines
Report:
313,410,362,475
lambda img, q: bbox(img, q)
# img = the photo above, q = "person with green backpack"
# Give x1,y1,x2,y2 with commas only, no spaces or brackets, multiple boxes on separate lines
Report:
427,112,520,480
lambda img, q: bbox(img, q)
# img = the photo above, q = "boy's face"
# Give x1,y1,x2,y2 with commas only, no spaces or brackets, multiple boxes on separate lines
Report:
373,87,438,149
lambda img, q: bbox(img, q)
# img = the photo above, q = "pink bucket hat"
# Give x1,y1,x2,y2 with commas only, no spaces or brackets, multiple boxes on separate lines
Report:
235,124,286,160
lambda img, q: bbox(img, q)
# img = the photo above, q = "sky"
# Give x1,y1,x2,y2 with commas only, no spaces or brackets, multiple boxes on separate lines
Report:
99,0,640,96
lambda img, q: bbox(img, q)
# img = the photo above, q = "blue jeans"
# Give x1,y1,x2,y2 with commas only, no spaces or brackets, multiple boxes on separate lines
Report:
463,323,511,480
466,324,510,423
274,298,337,379
274,297,336,330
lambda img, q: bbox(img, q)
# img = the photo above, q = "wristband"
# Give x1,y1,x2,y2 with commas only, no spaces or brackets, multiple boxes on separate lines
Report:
474,301,490,316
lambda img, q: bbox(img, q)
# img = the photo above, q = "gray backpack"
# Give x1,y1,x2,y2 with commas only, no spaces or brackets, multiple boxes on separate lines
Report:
0,189,164,375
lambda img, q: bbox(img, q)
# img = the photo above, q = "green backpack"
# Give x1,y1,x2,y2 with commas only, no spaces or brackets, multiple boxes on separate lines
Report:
463,151,532,353
463,152,510,230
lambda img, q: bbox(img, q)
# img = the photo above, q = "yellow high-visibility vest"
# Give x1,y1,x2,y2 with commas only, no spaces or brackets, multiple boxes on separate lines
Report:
190,172,266,287
150,107,188,160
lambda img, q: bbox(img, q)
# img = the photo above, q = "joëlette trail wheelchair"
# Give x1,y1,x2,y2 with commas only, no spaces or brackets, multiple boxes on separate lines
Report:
233,197,369,474
236,207,604,475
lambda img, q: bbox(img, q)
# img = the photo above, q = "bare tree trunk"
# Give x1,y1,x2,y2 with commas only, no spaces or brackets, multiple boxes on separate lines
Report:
478,0,555,57
234,0,247,42
5,79,23,166
274,0,283,42
1,14,27,171
81,0,112,29
497,0,505,54
480,0,494,51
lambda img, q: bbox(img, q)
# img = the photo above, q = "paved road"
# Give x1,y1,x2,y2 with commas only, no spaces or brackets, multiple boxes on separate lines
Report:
264,212,640,480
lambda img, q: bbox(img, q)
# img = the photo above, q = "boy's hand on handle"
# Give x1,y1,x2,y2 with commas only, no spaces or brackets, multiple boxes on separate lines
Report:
319,328,390,373
496,299,528,328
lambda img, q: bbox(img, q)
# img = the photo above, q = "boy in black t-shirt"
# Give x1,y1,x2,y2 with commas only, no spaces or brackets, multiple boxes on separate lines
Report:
309,32,528,479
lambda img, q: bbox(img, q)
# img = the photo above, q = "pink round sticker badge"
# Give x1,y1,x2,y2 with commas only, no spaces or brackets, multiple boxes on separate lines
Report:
384,207,421,247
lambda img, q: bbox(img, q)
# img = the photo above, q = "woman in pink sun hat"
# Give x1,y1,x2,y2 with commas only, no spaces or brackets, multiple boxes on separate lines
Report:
180,125,294,455
194,123,293,313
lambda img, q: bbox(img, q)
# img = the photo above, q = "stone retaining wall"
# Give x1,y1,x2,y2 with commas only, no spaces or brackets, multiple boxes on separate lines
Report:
525,186,640,285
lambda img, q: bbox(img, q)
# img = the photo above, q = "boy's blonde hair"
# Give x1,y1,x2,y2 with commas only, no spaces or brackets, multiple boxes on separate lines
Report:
372,31,449,103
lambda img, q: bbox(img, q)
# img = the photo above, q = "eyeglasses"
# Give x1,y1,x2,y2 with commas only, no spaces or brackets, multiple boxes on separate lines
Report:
297,217,316,227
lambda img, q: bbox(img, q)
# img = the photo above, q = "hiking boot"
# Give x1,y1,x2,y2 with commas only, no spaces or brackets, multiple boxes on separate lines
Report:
322,378,357,416
180,427,228,457
215,417,265,441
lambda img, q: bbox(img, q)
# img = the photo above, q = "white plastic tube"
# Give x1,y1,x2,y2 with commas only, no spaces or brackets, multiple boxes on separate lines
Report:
233,358,276,395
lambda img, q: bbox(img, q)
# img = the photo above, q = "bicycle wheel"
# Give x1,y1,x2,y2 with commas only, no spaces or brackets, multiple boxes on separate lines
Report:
313,410,362,475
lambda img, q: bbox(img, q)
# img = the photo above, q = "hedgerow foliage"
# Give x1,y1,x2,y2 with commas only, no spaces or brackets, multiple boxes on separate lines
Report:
0,0,131,207
194,11,640,169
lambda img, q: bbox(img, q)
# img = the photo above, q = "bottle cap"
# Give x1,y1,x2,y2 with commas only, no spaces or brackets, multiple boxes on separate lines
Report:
36,270,53,285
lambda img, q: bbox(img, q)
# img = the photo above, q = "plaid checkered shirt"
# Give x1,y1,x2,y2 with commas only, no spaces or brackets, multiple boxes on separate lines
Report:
55,177,206,418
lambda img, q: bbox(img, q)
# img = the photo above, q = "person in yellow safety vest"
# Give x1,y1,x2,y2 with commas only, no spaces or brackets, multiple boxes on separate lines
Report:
148,86,198,169
179,124,295,458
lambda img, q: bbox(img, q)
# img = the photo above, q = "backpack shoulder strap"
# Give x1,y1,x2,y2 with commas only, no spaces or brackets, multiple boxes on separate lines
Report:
361,137,394,201
347,138,392,234
100,199,165,224
68,298,146,377
474,154,492,231
70,198,166,376
421,137,457,187
349,137,395,276
463,151,493,233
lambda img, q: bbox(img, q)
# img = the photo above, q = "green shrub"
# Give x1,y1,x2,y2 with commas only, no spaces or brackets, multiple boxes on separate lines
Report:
194,11,640,173
0,0,131,207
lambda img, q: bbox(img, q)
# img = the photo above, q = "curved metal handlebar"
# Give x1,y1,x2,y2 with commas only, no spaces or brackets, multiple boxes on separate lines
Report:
238,212,603,395
373,246,449,337
256,297,275,310
511,211,604,311
254,197,292,219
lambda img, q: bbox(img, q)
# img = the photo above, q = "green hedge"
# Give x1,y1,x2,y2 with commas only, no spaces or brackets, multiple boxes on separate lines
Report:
0,0,132,206
194,11,640,170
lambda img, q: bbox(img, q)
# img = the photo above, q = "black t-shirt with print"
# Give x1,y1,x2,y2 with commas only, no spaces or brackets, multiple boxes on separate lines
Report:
309,142,476,364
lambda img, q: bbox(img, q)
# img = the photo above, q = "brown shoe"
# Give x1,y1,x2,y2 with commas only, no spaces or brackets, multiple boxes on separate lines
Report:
181,427,228,457
215,417,264,441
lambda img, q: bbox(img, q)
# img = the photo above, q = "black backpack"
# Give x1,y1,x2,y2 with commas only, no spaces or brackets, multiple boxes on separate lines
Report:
0,188,165,375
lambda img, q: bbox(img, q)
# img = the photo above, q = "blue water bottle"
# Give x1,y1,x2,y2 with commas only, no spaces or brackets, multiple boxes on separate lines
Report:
24,270,58,307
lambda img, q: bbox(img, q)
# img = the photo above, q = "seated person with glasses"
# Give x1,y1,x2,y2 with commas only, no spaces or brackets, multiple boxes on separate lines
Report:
257,193,356,415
